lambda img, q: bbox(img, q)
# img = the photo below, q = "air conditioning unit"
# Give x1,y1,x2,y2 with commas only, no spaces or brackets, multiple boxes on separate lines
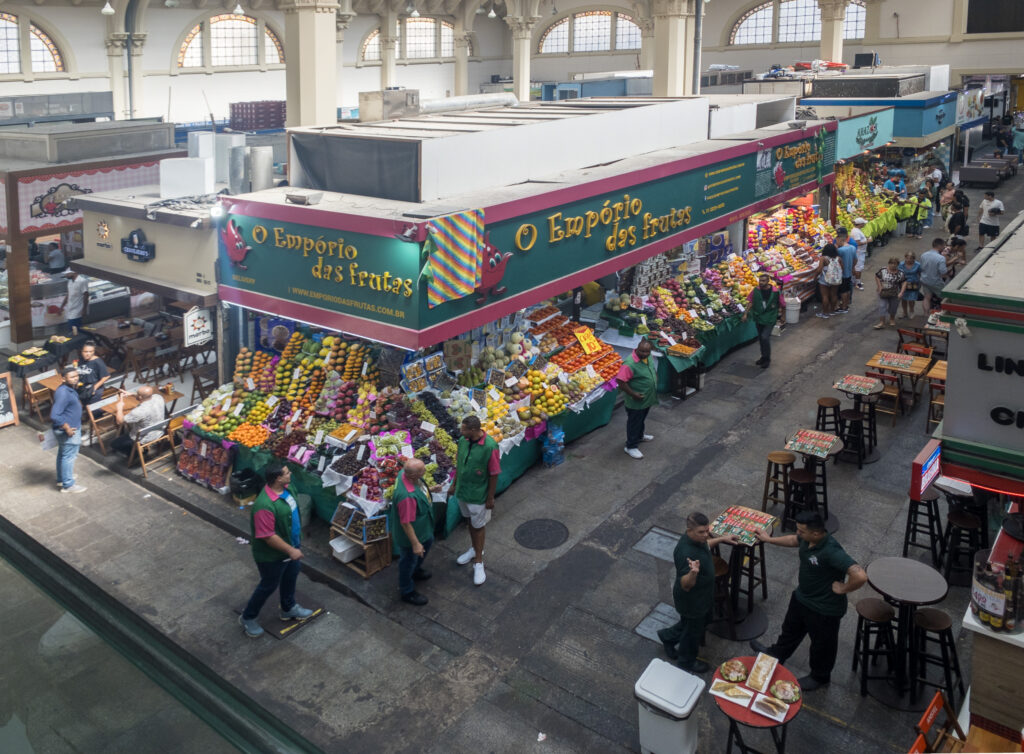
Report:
358,89,421,122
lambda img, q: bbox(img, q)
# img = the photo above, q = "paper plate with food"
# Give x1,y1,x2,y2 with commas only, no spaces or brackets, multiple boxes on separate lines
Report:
746,653,778,694
751,693,789,722
709,679,754,707
719,659,748,683
769,679,801,703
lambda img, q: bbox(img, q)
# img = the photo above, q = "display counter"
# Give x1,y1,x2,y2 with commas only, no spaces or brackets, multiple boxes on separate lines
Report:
963,607,1024,740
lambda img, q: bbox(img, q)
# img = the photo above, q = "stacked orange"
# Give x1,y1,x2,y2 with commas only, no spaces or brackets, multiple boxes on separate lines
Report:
228,423,271,448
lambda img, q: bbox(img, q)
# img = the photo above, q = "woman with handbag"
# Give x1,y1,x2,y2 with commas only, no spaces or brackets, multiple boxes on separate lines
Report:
816,244,842,319
898,252,922,320
874,257,908,330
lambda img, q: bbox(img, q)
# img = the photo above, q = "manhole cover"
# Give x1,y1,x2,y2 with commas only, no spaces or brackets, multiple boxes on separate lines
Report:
514,519,569,550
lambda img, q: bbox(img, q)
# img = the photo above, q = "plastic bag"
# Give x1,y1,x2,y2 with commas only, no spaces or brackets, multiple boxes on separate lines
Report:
542,424,565,468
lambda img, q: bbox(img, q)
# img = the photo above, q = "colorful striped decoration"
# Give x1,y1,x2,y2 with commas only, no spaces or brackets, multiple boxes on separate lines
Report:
425,209,485,308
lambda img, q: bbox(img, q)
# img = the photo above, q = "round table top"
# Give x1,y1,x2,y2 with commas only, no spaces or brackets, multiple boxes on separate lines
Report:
834,375,886,397
786,430,845,460
866,557,948,606
711,656,803,728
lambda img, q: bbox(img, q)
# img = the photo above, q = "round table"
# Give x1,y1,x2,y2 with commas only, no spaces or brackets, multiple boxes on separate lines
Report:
784,431,844,533
712,655,803,754
865,557,949,710
833,375,884,465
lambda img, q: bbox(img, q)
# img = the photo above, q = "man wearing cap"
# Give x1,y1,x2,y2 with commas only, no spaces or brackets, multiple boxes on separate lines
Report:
849,218,872,291
750,512,866,690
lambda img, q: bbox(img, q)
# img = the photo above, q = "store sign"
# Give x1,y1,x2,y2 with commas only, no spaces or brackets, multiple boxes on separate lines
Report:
910,439,942,500
121,228,155,262
183,306,214,347
944,325,1024,457
835,109,895,160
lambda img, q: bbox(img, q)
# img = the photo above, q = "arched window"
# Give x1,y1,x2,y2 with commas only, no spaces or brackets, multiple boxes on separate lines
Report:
0,12,65,74
178,14,284,69
538,11,642,54
730,0,865,45
360,18,468,63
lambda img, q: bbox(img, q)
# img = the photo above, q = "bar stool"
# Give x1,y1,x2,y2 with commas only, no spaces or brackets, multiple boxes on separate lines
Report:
732,543,768,614
945,493,990,550
815,397,841,434
711,554,736,640
914,608,966,707
839,409,867,470
851,598,896,697
806,458,830,523
859,397,880,453
942,510,982,583
903,487,944,568
761,451,796,512
784,469,817,530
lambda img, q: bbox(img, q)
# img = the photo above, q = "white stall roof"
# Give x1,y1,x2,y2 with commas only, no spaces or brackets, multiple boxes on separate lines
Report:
959,221,1024,300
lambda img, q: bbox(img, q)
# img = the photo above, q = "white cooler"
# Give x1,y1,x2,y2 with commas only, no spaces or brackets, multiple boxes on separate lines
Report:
634,658,705,754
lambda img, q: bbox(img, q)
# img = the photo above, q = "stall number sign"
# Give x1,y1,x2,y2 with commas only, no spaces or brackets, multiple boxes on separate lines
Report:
184,307,214,348
121,228,156,262
574,327,602,355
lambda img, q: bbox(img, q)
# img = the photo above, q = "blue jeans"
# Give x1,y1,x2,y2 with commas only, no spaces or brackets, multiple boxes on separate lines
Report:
55,429,81,489
397,537,433,595
242,559,301,620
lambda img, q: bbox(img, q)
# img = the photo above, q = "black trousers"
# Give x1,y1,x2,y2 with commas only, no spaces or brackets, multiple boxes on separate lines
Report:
766,592,843,682
755,322,773,363
625,407,649,449
658,613,706,667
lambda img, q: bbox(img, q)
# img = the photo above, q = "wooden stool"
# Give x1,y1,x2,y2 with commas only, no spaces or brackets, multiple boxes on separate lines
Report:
784,469,817,530
732,543,768,614
815,397,841,434
914,608,966,707
852,598,896,697
839,409,867,470
945,493,990,550
761,451,796,512
942,510,981,583
903,487,944,568
711,554,736,640
807,458,830,523
860,398,880,453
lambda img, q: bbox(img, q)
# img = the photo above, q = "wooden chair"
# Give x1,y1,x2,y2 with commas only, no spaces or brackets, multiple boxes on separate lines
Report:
926,383,945,433
127,417,174,478
86,394,121,454
190,365,219,404
24,369,57,421
866,371,904,425
910,690,964,752
897,328,928,349
127,341,158,383
925,331,948,359
899,342,934,360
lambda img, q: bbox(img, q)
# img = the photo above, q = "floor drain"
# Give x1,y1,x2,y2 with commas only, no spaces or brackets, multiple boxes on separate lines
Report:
514,519,569,550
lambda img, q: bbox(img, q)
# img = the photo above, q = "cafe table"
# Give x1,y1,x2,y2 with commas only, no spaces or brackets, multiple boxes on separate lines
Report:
865,350,933,409
784,430,844,532
926,360,946,383
865,556,949,710
81,319,145,364
711,655,803,754
833,374,884,463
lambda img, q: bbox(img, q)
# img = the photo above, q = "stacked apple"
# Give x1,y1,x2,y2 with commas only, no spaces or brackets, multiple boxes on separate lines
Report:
232,347,254,385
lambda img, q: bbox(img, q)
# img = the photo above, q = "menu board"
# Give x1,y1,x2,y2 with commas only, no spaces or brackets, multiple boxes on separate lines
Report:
785,429,839,458
711,505,776,546
876,351,914,369
0,372,18,429
834,375,881,395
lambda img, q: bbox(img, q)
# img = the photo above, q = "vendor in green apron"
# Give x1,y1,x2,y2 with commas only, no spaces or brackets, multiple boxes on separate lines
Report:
616,338,657,460
452,415,501,586
390,458,435,606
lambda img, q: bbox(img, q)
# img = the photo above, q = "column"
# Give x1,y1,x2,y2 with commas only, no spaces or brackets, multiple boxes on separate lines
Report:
817,0,847,63
652,0,693,97
282,0,339,127
454,32,471,96
127,32,145,117
106,33,128,120
505,18,537,102
861,0,882,45
949,0,967,42
379,11,398,90
637,17,655,71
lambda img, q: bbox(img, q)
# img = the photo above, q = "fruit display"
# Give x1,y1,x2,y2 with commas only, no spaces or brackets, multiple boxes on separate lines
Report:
835,163,895,228
227,423,271,448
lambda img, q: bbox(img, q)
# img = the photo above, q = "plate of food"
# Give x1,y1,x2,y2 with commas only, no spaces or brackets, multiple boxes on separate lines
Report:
719,659,748,683
709,679,754,707
769,679,801,703
746,653,778,694
751,693,789,722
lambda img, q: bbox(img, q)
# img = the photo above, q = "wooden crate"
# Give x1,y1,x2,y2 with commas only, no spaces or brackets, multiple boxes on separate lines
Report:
329,526,392,579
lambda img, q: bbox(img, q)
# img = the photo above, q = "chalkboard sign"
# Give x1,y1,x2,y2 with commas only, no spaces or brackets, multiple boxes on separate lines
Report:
0,372,18,429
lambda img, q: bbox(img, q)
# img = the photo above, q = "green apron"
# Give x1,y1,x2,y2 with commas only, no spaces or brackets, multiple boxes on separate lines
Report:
455,435,499,504
621,353,658,410
389,471,434,551
750,287,780,326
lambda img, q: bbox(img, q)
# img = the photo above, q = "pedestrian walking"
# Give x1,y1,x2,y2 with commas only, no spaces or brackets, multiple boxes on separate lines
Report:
874,257,907,329
816,244,842,319
898,252,922,319
919,239,949,313
452,415,500,585
977,190,1005,249
850,218,871,290
742,273,784,369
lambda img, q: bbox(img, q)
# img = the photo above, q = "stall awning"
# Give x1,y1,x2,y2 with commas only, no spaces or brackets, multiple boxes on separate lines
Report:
70,260,217,307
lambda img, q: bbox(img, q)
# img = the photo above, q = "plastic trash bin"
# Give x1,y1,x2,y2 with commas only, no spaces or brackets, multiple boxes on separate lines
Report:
634,658,705,754
785,295,801,324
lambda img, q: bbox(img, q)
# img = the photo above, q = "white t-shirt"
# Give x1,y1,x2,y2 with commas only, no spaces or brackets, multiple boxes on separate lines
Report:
65,276,89,318
980,198,1005,226
850,227,868,251
47,247,65,269
929,168,943,183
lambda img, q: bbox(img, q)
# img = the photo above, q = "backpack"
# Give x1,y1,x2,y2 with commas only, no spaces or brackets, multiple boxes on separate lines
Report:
824,257,843,285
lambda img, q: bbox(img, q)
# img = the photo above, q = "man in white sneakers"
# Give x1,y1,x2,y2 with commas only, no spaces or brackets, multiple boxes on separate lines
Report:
451,415,501,585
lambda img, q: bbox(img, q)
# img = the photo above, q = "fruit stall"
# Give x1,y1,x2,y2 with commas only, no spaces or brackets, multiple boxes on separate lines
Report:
744,203,831,302
834,164,899,239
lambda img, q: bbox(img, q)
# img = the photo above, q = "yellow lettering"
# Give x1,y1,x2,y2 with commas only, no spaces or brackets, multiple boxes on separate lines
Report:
548,213,565,243
515,223,537,252
252,225,267,244
273,227,285,247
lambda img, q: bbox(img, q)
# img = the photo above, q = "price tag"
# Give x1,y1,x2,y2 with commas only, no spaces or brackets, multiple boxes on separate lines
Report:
420,421,436,434
706,307,715,318
285,421,293,435
358,434,370,442
586,365,598,379
232,403,245,417
666,334,677,346
314,430,325,445
221,397,232,412
682,331,689,340
369,411,377,420
292,367,302,381
574,326,602,355
318,456,327,471
700,284,708,295
470,399,481,411
199,442,207,457
357,444,366,460
401,444,414,458
245,377,255,391
504,376,518,387
305,415,313,430
361,360,369,377
360,484,368,499
737,303,745,313
488,387,501,401
343,429,357,442
291,409,301,422
640,314,647,326
267,395,279,407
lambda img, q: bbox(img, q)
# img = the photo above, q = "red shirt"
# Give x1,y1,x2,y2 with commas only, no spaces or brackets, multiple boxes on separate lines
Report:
253,485,283,539
397,473,420,525
616,350,645,382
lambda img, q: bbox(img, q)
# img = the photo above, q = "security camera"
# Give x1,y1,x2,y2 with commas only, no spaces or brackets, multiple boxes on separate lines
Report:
954,317,970,338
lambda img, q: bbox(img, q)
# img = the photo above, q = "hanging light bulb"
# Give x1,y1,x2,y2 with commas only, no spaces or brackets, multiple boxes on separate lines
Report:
232,1,244,14
410,6,420,16
487,4,497,18
100,0,116,15
475,3,485,13
551,1,557,14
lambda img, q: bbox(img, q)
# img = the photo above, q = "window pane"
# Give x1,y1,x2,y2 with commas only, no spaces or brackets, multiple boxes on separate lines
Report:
778,0,820,42
362,30,380,61
615,14,641,50
29,25,62,72
209,14,257,67
573,10,612,52
0,13,20,74
178,24,203,67
843,1,865,39
731,3,773,45
405,17,435,58
440,20,454,57
264,28,284,64
539,18,569,53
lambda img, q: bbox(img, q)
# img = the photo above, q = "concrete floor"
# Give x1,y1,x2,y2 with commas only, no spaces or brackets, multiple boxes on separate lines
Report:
1,170,1021,753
